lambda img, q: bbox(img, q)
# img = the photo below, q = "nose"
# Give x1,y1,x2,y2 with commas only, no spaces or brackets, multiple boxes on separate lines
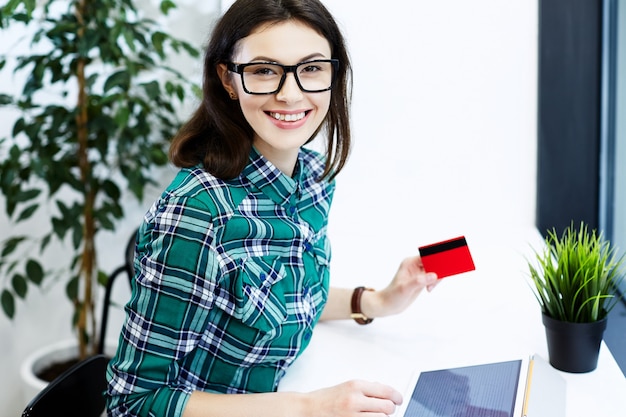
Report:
276,72,303,103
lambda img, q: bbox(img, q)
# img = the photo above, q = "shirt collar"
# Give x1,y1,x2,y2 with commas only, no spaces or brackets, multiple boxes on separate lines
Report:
241,147,302,207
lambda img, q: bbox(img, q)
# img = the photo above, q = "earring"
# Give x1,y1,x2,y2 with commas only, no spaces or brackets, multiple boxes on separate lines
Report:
229,91,238,100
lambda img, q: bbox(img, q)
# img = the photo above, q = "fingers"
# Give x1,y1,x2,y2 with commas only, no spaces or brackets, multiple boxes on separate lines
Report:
423,271,439,292
412,254,439,291
406,256,438,284
348,380,402,415
311,380,403,417
423,271,438,284
359,380,403,405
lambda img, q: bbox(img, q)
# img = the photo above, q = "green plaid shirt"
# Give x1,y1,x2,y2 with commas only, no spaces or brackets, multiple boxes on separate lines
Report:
106,147,334,417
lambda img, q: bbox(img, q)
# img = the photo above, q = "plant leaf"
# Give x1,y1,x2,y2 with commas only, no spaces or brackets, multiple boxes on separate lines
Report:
1,236,26,257
25,259,44,285
0,93,12,104
104,70,130,92
98,270,108,286
160,0,176,14
1,290,15,318
66,275,79,300
16,203,39,221
11,273,28,298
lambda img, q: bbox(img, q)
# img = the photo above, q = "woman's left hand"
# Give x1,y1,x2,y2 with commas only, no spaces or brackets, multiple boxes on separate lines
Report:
362,255,439,318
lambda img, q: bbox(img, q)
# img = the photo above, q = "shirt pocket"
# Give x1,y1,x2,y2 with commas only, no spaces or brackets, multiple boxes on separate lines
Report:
308,235,331,284
233,256,288,332
303,237,331,323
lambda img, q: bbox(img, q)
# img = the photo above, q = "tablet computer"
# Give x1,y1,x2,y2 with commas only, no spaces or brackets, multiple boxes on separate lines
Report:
396,358,530,417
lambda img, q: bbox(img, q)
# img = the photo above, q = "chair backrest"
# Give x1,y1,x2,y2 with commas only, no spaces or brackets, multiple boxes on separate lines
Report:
21,354,109,417
22,229,138,417
98,228,137,354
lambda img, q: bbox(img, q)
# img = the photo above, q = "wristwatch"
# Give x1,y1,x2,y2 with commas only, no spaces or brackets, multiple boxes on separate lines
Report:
350,286,374,325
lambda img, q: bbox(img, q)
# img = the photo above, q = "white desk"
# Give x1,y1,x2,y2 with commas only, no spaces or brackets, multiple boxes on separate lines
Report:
278,227,626,417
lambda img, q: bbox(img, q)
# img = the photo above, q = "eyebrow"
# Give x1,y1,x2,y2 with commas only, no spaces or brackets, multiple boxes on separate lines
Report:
248,52,329,63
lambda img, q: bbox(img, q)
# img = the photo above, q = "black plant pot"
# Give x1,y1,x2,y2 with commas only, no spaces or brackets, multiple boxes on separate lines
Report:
542,313,607,373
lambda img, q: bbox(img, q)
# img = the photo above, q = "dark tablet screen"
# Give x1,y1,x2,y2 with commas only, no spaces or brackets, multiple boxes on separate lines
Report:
403,360,522,417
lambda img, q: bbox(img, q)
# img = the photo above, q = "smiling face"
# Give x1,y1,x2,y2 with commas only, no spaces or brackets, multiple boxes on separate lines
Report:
218,20,333,175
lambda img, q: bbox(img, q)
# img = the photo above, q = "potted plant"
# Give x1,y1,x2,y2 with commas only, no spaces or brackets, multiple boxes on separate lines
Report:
0,0,199,379
527,221,625,373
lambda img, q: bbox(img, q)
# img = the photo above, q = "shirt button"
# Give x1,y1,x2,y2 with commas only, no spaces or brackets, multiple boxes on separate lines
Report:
304,332,312,341
304,242,312,251
289,206,296,214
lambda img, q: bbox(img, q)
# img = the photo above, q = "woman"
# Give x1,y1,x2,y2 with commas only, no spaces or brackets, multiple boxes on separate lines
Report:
106,1,438,416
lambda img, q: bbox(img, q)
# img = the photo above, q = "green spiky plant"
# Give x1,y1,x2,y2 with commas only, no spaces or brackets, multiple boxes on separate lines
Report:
528,221,625,323
0,0,199,360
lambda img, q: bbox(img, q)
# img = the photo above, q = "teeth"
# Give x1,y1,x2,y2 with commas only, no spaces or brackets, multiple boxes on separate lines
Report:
270,111,306,122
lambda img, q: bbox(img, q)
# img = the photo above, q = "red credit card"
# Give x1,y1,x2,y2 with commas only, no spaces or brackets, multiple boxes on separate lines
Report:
418,236,475,279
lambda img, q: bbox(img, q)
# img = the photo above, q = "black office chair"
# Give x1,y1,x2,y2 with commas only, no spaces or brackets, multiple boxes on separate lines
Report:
21,354,109,417
21,229,137,417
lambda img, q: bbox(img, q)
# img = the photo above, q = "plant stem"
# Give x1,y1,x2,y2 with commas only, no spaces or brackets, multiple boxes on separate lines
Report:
75,0,95,360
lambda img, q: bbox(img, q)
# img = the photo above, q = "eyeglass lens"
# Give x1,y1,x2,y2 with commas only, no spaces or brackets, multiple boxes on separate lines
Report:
240,61,334,94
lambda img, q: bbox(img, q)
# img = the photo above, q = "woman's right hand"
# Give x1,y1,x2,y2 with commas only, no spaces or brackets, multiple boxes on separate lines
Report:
183,380,402,417
304,380,403,417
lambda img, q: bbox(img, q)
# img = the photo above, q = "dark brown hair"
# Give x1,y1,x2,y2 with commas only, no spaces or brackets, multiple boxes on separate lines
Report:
169,0,352,181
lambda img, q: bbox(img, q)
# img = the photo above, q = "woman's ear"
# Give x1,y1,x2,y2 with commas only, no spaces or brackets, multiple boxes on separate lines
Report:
217,63,238,100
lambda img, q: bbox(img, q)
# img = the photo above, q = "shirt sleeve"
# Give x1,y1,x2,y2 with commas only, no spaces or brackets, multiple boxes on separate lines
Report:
106,194,219,417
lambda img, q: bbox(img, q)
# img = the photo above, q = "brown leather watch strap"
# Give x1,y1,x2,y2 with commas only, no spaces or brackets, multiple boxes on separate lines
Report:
350,286,374,325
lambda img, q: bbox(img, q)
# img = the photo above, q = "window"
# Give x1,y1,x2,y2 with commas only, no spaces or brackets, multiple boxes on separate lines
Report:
600,0,626,295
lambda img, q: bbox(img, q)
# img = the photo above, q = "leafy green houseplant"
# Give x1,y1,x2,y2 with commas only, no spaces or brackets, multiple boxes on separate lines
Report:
0,0,199,361
527,221,625,372
528,221,625,323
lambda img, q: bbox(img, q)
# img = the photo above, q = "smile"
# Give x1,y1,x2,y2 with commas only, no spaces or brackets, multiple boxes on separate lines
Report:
268,111,307,122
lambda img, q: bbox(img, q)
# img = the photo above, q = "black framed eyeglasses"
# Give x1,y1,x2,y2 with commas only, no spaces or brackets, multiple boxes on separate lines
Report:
227,59,339,95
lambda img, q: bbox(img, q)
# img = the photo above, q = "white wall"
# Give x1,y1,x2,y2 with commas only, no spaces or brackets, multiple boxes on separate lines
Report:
321,0,537,287
0,1,537,415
